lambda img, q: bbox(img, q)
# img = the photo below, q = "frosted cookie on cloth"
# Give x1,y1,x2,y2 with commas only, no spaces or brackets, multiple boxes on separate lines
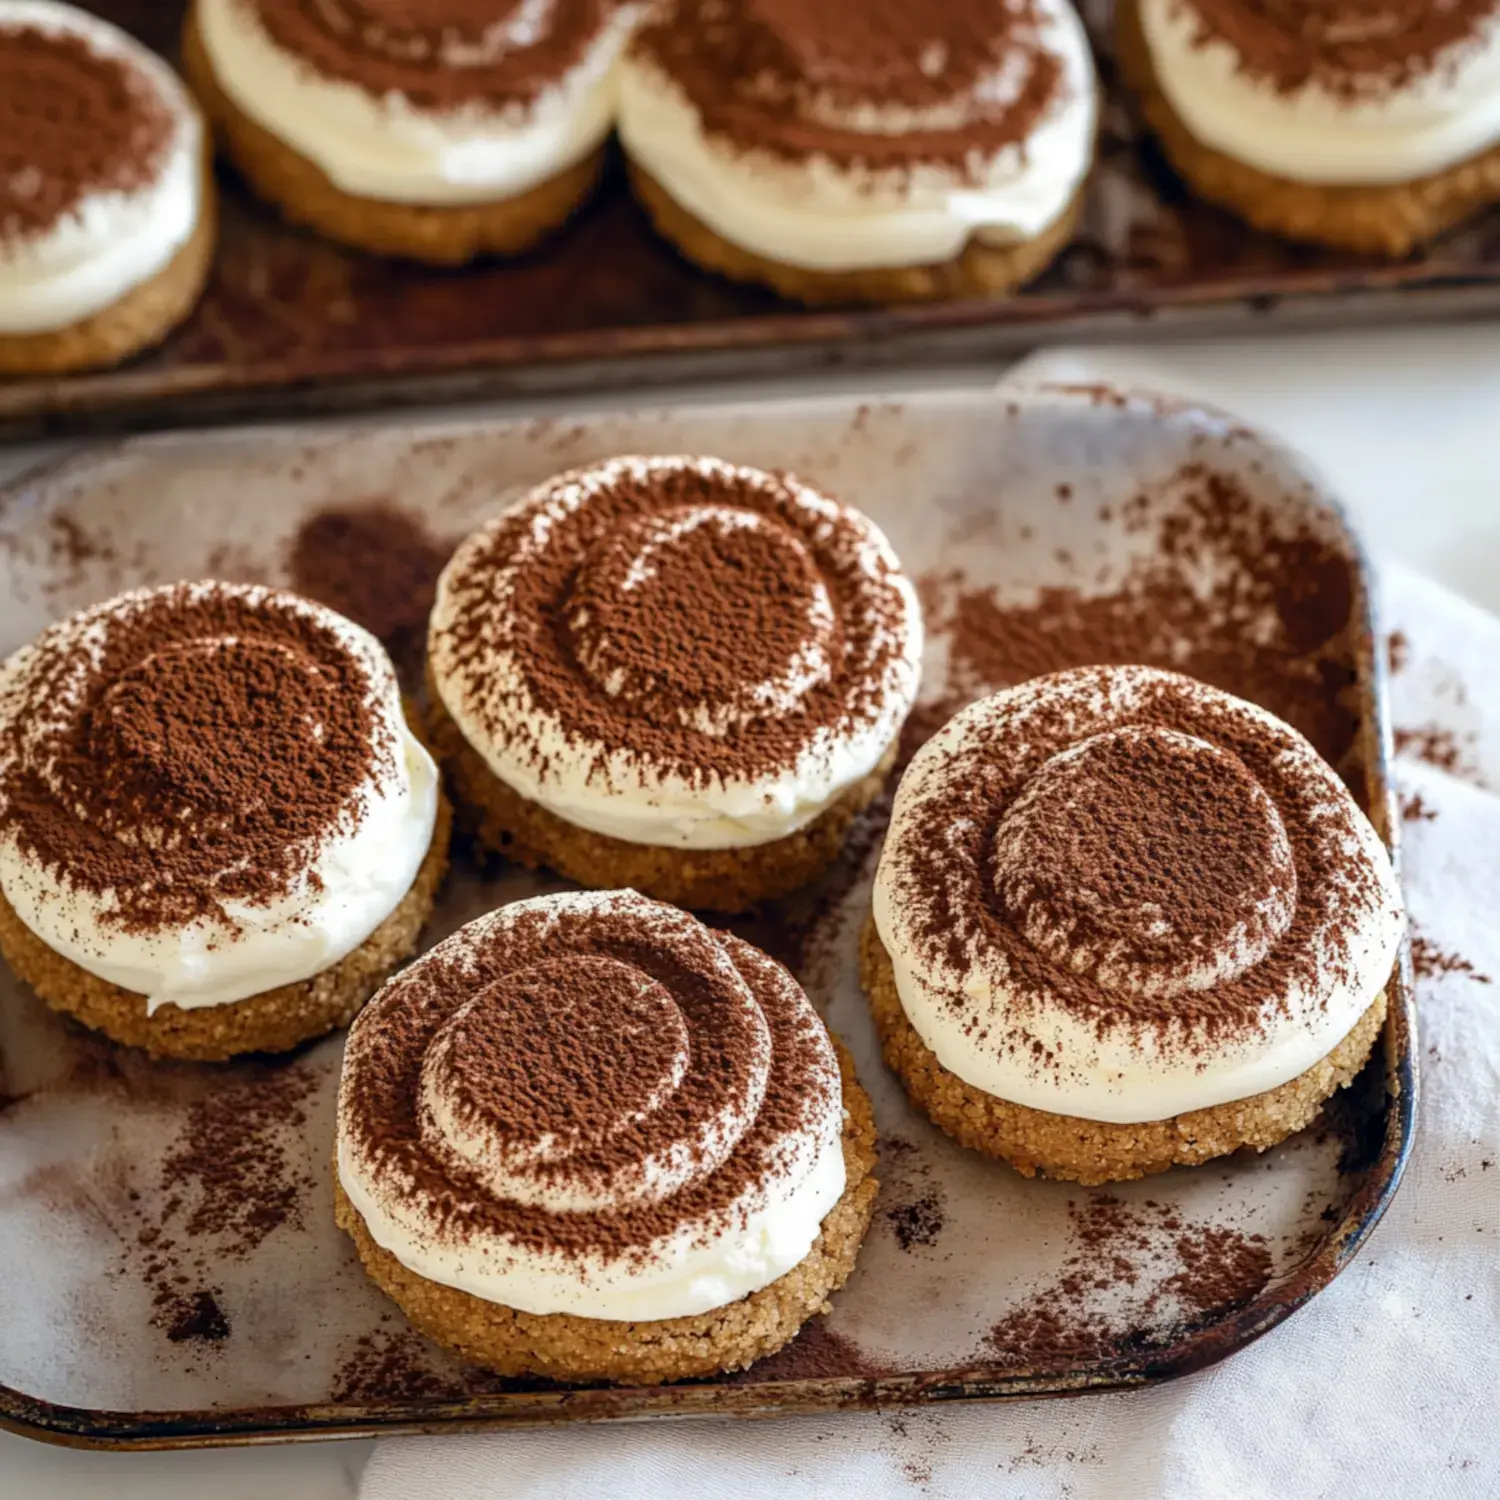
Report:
182,0,643,263
334,890,877,1384
617,0,1098,305
425,455,923,913
1118,0,1500,254
862,665,1405,1186
0,583,450,1061
0,1,215,375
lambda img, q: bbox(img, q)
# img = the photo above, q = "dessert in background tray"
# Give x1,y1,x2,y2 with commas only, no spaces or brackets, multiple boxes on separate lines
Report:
0,385,1414,1448
1,0,1499,439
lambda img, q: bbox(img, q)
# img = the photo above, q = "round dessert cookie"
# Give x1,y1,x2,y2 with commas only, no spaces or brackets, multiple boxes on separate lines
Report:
334,889,878,1384
1118,0,1500,255
183,0,644,263
0,582,449,1062
617,0,1098,305
0,1,216,375
427,455,922,913
865,665,1405,1186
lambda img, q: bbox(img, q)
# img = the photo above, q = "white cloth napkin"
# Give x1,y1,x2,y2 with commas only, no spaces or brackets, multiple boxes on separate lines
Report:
360,563,1500,1500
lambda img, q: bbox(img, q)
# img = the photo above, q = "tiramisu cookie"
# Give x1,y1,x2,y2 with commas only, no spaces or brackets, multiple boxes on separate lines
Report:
427,455,922,913
863,665,1405,1186
1119,0,1500,255
0,1,215,375
335,889,878,1384
617,0,1099,305
0,582,449,1062
183,0,643,263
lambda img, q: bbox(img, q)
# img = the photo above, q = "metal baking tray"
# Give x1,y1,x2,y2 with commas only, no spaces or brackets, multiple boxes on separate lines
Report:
0,384,1414,1449
2,0,1498,441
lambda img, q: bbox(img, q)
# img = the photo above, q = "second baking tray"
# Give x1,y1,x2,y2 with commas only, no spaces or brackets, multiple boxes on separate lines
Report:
0,384,1413,1447
3,0,1500,439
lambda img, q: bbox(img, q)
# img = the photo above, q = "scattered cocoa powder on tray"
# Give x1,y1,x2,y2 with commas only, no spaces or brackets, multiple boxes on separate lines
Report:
159,1063,319,1248
1401,792,1437,823
330,1329,468,1403
1412,934,1492,986
741,1319,894,1382
887,1190,945,1252
287,501,454,685
983,1195,1275,1371
1394,725,1473,780
156,1287,232,1345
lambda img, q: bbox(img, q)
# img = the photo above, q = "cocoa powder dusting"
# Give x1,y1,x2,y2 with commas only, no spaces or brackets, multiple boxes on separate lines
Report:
343,897,837,1264
1173,0,1496,102
433,458,915,795
0,584,387,935
636,0,1065,174
0,22,173,240
251,0,616,109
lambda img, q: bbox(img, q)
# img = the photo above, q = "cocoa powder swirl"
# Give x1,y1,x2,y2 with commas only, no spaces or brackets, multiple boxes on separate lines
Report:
337,891,845,1293
1170,0,1500,100
0,15,175,241
428,456,921,845
630,0,1073,174
246,0,634,109
872,666,1405,1113
0,582,393,935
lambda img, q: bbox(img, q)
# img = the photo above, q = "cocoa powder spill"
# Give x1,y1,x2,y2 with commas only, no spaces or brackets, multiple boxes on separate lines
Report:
635,0,1064,175
0,22,172,240
1412,933,1492,986
1174,0,1495,101
287,501,454,686
251,0,615,109
1394,724,1475,782
985,1195,1273,1370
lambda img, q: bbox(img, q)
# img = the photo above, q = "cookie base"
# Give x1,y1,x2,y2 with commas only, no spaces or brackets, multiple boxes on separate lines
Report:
1116,0,1500,255
0,796,451,1062
860,917,1386,1186
627,160,1086,306
0,158,216,376
425,677,896,913
183,7,603,264
334,1036,878,1385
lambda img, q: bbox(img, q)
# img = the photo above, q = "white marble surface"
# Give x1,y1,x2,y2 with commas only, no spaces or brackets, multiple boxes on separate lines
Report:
3,319,1500,1497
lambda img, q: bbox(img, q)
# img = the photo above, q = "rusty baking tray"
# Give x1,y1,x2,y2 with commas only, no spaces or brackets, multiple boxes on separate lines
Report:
0,384,1415,1449
3,0,1500,442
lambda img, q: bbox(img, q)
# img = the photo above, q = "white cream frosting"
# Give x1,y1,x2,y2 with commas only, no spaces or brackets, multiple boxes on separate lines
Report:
1139,0,1500,185
428,456,923,852
196,0,642,205
337,890,848,1321
0,583,440,1014
0,1,204,336
872,667,1406,1124
616,0,1096,273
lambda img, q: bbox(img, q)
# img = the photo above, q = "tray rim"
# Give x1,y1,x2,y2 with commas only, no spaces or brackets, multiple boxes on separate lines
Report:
2,264,1499,444
0,382,1419,1449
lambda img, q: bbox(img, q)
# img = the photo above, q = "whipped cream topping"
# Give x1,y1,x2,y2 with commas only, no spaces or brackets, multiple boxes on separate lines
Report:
428,455,922,852
1139,0,1500,184
872,666,1405,1124
0,582,439,1013
337,890,847,1320
0,1,205,336
196,0,643,205
618,0,1097,272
